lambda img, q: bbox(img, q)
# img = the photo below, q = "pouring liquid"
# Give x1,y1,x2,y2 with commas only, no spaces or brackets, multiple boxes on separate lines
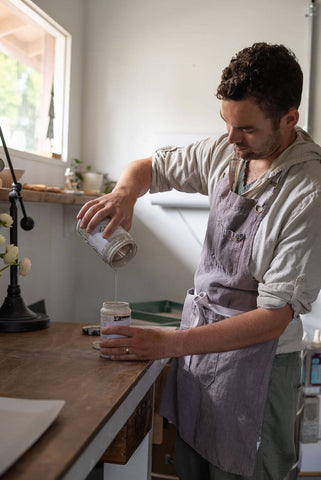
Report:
114,269,118,302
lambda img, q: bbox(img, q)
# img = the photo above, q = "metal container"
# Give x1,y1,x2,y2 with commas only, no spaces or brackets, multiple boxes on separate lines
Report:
77,218,137,269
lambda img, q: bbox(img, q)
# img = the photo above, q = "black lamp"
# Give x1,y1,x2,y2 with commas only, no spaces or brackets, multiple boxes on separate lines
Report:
0,127,50,332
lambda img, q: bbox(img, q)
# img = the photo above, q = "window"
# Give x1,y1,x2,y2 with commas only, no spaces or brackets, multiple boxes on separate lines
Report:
0,0,71,160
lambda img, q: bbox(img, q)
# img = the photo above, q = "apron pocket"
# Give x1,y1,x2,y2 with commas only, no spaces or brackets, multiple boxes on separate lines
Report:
211,222,245,276
189,352,219,388
180,289,221,380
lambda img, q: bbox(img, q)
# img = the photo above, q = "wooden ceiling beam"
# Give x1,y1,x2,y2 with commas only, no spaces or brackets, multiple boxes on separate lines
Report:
0,36,42,72
0,14,25,38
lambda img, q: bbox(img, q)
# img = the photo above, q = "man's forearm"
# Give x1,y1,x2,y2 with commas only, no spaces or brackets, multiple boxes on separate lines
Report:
113,157,153,201
99,304,294,361
173,304,293,357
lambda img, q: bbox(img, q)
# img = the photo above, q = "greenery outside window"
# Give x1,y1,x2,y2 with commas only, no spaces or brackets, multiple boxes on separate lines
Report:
0,0,71,160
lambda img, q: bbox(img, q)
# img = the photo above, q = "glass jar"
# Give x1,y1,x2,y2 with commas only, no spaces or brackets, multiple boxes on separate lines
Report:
100,301,131,358
77,218,137,269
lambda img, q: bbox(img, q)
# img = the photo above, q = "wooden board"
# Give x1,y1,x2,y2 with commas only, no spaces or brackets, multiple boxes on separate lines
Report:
0,187,99,205
0,322,154,479
100,386,153,464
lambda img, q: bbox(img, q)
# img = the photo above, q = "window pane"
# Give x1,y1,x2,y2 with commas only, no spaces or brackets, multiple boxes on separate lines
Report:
0,0,70,159
0,50,44,153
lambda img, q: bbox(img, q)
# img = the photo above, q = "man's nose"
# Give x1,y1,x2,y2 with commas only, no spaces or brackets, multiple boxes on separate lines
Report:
227,127,243,144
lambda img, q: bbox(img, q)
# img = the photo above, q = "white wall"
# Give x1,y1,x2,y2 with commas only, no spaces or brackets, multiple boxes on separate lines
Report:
81,0,318,177
1,0,320,335
78,0,321,333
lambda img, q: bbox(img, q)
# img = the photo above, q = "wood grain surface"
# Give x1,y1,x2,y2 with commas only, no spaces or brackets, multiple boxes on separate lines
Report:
0,187,99,205
0,322,152,479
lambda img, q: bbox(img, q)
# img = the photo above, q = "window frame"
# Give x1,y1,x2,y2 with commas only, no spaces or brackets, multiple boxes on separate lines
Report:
0,0,71,163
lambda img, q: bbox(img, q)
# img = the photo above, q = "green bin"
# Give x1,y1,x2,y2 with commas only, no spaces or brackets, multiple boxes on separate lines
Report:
130,300,183,326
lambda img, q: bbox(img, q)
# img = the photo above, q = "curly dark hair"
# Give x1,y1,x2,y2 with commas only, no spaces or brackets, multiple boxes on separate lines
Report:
216,43,303,126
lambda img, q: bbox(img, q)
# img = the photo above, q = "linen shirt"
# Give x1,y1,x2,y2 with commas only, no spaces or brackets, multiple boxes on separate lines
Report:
150,127,321,353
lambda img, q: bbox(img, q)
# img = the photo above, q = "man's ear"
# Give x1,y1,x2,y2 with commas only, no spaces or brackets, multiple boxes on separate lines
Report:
282,107,299,130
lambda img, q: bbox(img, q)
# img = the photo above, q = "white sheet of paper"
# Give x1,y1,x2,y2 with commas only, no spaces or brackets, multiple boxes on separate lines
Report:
0,397,65,476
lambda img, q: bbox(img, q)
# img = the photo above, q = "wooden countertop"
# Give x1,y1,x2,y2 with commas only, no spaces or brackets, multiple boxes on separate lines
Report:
0,322,162,479
0,188,99,205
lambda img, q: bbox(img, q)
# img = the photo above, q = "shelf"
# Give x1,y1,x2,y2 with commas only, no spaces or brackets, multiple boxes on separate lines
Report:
0,188,100,206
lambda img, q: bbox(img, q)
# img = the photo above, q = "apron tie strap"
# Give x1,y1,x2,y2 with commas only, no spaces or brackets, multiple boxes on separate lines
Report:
193,290,245,324
184,291,246,371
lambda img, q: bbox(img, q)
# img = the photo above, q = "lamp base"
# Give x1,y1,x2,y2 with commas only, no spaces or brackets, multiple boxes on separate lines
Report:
0,290,50,332
0,314,50,332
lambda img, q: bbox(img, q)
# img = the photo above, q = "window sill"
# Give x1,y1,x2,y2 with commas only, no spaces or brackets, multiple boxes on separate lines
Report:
0,188,100,205
0,146,66,167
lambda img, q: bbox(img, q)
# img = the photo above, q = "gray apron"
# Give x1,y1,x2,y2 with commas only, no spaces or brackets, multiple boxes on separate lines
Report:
160,168,286,476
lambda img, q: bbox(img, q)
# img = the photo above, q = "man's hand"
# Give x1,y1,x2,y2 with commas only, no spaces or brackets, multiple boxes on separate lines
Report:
77,157,153,237
100,326,180,360
77,189,134,238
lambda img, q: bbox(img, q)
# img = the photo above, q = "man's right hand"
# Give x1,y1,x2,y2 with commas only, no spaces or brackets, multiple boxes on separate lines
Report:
77,157,153,238
77,188,135,238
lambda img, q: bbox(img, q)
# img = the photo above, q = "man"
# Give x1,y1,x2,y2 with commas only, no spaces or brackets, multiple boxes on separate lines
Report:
78,43,321,479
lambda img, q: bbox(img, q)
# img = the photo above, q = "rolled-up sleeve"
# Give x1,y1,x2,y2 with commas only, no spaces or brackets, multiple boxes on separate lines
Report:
150,135,231,198
257,188,321,319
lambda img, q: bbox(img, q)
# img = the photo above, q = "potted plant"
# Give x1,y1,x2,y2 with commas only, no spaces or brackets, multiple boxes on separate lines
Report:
70,159,104,193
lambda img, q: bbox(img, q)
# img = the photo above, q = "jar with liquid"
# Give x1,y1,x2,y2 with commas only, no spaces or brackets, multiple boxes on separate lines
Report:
100,301,131,358
77,218,137,269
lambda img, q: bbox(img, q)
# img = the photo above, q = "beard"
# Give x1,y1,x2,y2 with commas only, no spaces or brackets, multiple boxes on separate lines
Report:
234,129,282,161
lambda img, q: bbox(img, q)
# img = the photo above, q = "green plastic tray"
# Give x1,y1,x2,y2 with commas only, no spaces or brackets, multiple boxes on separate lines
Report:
130,300,183,326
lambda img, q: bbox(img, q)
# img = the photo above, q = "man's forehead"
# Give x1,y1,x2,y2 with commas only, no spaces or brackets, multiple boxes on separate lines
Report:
220,99,268,127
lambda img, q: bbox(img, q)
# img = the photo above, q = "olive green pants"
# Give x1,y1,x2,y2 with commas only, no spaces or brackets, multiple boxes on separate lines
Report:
174,352,302,480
